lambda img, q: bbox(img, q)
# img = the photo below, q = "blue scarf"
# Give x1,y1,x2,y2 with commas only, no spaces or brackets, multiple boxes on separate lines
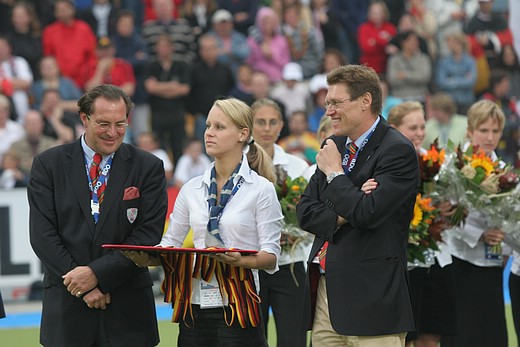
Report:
205,161,243,248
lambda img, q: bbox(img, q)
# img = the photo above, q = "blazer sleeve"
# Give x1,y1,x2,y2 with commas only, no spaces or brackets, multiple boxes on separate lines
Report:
28,154,79,280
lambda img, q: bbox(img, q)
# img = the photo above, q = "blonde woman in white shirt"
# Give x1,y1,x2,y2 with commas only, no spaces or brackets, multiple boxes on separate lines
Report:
251,97,310,347
128,98,282,346
442,99,508,347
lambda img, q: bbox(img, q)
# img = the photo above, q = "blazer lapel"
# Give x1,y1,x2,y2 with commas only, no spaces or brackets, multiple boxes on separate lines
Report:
65,140,97,235
95,144,131,235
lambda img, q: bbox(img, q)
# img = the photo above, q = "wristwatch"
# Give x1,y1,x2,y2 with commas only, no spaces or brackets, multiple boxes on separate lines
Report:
326,171,345,184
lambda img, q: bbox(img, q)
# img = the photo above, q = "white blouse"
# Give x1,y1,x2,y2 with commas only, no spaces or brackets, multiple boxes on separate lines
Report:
160,155,283,304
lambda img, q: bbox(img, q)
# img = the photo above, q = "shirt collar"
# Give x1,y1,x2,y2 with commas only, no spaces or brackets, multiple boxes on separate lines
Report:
200,154,255,189
347,117,380,148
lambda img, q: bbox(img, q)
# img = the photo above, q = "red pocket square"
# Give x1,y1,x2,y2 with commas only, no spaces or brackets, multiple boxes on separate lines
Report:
123,186,140,200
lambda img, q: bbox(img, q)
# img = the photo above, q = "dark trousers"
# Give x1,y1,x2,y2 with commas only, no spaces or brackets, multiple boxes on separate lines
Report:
178,305,268,347
259,262,307,347
441,257,507,347
93,314,112,347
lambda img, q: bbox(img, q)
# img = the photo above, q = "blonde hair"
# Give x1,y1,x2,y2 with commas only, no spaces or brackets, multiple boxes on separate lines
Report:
388,101,424,127
250,98,282,120
213,98,276,183
467,100,505,133
446,31,469,52
317,115,332,142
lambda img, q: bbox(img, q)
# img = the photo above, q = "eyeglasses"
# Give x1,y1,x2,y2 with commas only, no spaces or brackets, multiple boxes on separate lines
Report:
324,97,356,110
86,114,128,131
254,119,280,128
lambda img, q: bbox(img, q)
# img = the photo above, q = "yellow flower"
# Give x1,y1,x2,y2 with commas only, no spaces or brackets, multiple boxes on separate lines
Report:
291,185,300,191
470,152,496,176
411,199,423,228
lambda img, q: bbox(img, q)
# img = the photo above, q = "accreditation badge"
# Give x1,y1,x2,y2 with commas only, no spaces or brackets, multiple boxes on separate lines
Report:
126,208,138,224
200,279,224,309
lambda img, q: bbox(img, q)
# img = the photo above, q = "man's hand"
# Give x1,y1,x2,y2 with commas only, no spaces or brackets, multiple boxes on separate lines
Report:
316,139,343,176
62,266,98,297
83,288,111,310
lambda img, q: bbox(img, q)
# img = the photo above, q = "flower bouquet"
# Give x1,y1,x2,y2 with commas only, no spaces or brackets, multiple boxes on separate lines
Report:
436,144,520,257
418,139,445,195
274,166,313,254
408,193,440,264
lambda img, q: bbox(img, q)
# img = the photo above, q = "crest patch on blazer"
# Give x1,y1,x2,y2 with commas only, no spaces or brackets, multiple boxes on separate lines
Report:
127,208,138,223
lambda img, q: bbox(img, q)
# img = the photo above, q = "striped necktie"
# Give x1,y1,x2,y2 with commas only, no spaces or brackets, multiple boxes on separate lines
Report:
90,153,106,205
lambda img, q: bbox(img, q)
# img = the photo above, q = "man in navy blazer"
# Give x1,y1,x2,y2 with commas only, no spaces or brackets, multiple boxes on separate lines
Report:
296,65,419,346
28,85,167,347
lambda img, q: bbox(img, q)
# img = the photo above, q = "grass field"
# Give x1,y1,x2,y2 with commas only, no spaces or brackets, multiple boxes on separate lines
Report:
0,306,517,347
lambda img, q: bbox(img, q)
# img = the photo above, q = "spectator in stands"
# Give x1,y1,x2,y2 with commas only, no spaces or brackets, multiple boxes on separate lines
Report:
407,0,438,59
0,152,28,189
308,73,327,133
481,69,520,166
465,0,512,67
436,31,477,115
172,137,211,188
209,9,250,78
282,3,322,79
387,30,432,103
0,35,33,124
78,0,118,38
144,34,191,166
358,0,396,74
137,131,174,184
8,109,57,174
496,44,520,99
42,0,97,87
217,0,259,35
386,12,429,57
141,0,197,64
39,89,82,144
380,74,402,120
188,34,235,144
271,62,311,120
310,0,342,51
426,0,478,58
111,10,150,143
30,56,82,113
330,0,368,64
320,48,347,74
6,1,42,79
423,92,468,149
247,6,291,83
80,37,136,97
0,94,24,164
249,71,290,139
228,63,254,103
278,110,321,164
181,0,218,38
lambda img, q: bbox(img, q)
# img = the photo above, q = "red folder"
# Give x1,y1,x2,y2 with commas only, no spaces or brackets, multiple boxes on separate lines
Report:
102,244,258,255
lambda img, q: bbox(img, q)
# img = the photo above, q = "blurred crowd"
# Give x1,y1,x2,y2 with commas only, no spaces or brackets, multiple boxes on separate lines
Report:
0,0,518,189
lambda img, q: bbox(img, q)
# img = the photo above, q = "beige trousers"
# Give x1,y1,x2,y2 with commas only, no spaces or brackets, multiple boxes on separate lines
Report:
312,276,406,347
